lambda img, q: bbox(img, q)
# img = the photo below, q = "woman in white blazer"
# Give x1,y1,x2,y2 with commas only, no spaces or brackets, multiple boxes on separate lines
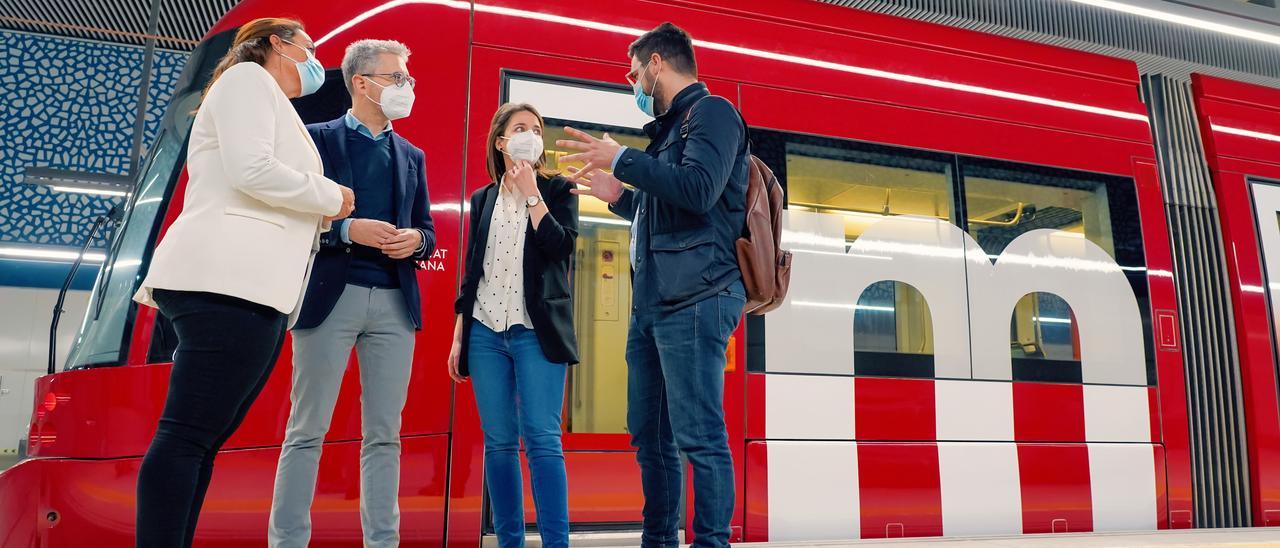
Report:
131,18,354,548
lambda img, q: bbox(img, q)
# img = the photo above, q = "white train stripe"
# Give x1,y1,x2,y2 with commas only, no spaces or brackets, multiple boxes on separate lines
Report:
766,375,856,439
767,441,861,541
1088,443,1158,531
935,380,1015,441
938,442,1023,536
1083,385,1151,442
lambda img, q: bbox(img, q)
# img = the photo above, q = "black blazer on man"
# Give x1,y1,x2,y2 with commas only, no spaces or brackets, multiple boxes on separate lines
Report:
453,174,580,376
294,116,436,330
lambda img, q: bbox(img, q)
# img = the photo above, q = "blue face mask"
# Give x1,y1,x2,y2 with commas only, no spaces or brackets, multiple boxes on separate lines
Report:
278,39,325,97
633,66,660,117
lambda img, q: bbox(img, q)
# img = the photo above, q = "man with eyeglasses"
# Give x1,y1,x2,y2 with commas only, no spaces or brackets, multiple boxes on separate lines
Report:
268,39,434,548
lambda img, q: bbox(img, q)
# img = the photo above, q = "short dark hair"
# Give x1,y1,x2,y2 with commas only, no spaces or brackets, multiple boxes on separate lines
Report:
628,22,697,76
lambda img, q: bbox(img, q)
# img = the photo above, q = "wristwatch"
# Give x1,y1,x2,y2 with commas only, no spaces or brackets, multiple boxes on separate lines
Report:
526,195,543,208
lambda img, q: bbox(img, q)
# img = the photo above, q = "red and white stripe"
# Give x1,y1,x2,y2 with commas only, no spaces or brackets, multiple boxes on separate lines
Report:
757,375,1162,541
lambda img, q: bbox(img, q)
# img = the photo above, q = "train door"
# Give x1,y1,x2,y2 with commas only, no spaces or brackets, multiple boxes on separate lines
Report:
1191,74,1280,525
449,47,748,546
1250,180,1280,403
738,84,1163,541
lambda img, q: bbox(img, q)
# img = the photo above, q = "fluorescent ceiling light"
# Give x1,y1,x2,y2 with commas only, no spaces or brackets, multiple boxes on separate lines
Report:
581,215,631,226
1070,0,1280,47
0,247,106,263
1212,124,1280,143
50,186,129,197
23,167,133,197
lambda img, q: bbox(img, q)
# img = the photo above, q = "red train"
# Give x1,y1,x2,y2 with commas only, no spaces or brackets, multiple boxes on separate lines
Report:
4,0,1280,545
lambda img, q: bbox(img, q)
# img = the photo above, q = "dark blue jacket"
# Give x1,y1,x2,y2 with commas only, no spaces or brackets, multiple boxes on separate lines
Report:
293,116,436,330
609,82,748,312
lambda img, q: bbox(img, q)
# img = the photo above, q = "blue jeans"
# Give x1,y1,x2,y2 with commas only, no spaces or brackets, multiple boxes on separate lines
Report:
469,322,569,548
627,281,745,548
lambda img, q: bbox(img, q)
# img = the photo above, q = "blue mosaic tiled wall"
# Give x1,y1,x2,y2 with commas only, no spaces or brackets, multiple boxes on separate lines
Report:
1,30,188,248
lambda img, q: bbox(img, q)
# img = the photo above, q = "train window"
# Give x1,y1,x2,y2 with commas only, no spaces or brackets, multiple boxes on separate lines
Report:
63,28,239,369
961,158,1151,384
506,73,649,434
785,141,955,244
853,281,935,376
963,162,1116,259
66,131,186,369
781,138,956,377
1010,292,1081,382
746,131,1152,384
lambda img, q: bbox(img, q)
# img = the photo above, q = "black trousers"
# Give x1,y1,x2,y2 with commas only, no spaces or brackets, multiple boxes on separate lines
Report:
136,289,287,548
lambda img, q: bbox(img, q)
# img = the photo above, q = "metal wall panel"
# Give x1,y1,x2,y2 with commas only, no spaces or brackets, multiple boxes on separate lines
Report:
832,0,1280,88
0,0,237,51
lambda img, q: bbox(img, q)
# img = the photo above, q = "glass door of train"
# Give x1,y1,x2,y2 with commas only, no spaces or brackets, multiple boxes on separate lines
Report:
457,47,749,544
1250,180,1280,383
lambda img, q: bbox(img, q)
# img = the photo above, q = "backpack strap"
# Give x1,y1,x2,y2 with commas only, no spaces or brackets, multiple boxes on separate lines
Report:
679,95,751,155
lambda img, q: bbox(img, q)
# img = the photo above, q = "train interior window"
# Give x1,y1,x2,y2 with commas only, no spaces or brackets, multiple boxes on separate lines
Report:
1011,293,1078,360
506,74,650,434
747,130,1152,383
785,142,954,245
962,159,1151,384
963,163,1113,378
1010,292,1081,381
963,164,1115,258
782,139,955,377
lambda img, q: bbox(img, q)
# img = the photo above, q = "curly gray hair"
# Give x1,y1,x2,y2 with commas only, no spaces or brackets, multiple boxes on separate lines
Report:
341,39,411,94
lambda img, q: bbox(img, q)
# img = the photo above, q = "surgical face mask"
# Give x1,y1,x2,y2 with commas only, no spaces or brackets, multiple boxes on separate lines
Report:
501,130,544,163
633,65,660,117
277,38,325,96
363,76,415,120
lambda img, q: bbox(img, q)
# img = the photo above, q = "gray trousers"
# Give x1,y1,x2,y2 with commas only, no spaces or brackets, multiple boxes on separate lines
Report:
269,284,416,548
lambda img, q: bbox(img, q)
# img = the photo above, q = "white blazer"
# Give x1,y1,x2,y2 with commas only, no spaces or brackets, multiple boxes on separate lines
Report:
135,62,343,319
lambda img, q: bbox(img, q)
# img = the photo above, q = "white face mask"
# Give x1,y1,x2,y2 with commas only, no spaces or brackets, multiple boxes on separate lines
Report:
363,76,415,120
502,130,544,163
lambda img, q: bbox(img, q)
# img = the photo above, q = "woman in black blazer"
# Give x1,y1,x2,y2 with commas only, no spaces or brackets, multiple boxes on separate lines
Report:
447,102,578,548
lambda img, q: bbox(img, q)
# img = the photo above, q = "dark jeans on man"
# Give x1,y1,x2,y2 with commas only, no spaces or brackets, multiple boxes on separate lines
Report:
626,280,746,548
136,289,287,548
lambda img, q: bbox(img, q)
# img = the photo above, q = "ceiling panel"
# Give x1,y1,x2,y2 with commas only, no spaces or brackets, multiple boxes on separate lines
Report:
0,0,238,51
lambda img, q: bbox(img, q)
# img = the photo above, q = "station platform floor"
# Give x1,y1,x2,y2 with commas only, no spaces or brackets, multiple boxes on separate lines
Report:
558,528,1280,548
730,528,1280,547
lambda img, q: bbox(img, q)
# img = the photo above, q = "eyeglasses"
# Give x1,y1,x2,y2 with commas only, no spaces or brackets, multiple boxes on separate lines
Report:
625,61,651,87
362,72,416,89
281,38,316,56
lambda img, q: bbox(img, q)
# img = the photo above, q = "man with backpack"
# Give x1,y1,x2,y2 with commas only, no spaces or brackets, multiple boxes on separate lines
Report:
558,21,750,548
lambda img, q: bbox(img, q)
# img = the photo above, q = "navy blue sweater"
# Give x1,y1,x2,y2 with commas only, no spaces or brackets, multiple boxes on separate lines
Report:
345,127,399,288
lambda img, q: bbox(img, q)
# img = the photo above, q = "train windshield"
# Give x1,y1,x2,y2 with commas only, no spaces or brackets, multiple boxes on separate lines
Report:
63,31,233,370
